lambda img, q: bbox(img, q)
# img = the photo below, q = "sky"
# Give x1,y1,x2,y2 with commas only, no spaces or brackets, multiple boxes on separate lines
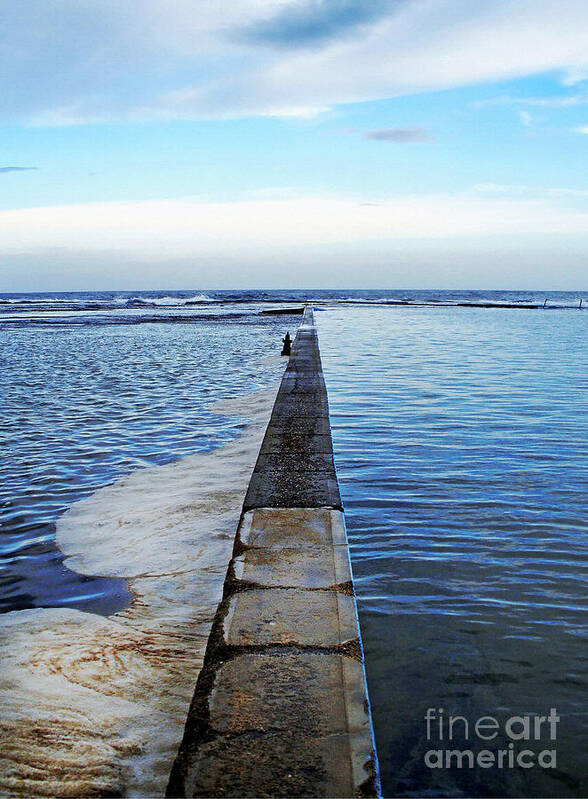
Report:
1,0,588,291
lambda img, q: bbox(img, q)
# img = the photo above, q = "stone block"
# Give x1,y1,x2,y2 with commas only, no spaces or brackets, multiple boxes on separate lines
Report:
223,588,359,647
180,652,376,798
238,508,348,550
232,541,351,589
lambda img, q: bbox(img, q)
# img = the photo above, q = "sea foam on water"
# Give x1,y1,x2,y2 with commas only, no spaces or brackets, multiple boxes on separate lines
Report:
0,385,280,798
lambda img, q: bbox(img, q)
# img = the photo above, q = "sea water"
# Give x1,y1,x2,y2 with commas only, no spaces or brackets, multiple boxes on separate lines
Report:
0,301,287,612
0,293,291,795
319,303,587,798
1,289,586,797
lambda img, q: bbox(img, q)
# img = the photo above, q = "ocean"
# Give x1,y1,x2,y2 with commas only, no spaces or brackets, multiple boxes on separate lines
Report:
1,288,586,797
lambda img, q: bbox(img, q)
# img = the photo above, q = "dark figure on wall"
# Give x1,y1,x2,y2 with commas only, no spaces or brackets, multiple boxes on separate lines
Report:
281,332,292,356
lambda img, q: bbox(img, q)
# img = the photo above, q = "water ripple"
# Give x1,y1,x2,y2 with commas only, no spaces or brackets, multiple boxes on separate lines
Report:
320,305,588,798
0,316,285,613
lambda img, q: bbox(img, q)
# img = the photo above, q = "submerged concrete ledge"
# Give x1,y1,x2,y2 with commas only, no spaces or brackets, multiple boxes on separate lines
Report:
167,306,380,798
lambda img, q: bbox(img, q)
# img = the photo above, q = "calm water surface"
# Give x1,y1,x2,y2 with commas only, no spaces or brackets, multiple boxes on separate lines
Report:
319,306,587,798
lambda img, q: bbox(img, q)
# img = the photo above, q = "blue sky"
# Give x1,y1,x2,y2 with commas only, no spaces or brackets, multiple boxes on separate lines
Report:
1,1,587,290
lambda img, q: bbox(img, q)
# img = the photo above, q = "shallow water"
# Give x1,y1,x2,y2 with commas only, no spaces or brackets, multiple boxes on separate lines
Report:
0,387,282,797
318,306,588,798
0,314,286,613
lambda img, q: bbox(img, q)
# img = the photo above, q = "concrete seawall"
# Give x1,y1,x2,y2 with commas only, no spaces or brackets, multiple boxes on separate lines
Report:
167,306,380,798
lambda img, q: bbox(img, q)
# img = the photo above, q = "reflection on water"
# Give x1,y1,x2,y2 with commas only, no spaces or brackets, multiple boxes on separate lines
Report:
319,306,587,798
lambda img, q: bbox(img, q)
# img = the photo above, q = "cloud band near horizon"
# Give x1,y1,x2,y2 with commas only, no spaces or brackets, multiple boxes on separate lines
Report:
1,190,587,261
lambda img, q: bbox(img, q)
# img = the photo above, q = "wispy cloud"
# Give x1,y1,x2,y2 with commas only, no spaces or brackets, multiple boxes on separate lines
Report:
572,124,588,133
473,183,588,200
0,166,38,173
475,93,588,109
2,1,588,124
363,127,434,142
562,68,588,86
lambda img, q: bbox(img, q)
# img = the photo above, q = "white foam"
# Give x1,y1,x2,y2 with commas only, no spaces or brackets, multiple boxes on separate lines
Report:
0,370,283,797
127,294,215,306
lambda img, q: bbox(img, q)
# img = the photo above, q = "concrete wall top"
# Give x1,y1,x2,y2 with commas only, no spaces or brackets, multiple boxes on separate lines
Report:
243,307,341,512
167,306,380,798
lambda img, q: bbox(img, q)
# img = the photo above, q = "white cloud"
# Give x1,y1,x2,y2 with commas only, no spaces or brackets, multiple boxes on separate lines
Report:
473,183,588,199
562,67,588,85
1,192,587,261
475,92,588,108
3,0,588,123
572,124,588,134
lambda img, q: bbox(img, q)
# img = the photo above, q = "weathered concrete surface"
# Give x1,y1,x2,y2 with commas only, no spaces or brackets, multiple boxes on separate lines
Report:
222,588,359,646
243,307,341,512
167,307,380,798
238,507,348,549
176,653,374,798
232,509,354,591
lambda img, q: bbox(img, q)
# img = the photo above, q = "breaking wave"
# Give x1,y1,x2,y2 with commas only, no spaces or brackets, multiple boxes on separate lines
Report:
124,294,215,307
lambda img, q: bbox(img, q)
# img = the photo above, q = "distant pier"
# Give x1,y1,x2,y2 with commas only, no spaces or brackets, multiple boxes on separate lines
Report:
167,306,380,798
